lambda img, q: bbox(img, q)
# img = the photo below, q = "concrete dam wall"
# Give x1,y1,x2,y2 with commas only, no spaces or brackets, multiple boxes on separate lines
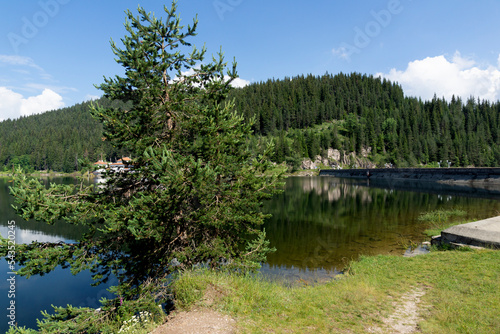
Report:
319,168,500,184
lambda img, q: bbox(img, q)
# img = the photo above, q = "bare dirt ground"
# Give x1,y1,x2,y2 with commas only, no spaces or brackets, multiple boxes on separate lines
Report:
151,286,427,334
369,286,427,334
150,308,236,334
150,285,236,334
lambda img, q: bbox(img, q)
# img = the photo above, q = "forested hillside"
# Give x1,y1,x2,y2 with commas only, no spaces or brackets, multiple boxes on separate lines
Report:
0,98,129,172
230,73,500,167
1,72,499,172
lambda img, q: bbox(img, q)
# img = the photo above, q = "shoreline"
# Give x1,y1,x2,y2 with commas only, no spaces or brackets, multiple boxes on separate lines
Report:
319,167,500,184
0,171,95,178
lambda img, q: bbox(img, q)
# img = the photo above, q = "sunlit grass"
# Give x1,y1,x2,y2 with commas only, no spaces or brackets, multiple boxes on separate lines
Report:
418,208,470,237
171,249,500,333
418,208,467,223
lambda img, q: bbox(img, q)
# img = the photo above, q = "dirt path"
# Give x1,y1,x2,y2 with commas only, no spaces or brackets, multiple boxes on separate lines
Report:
151,286,427,334
369,287,427,333
150,308,236,334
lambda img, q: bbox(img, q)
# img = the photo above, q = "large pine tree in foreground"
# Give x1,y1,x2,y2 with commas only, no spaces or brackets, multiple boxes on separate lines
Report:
4,2,285,332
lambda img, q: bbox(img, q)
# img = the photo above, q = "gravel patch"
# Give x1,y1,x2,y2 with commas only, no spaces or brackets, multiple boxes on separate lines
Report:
369,286,427,334
150,308,236,334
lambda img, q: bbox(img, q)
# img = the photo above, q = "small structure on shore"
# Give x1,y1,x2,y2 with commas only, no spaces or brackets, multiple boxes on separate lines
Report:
432,216,500,249
93,157,133,175
109,157,132,172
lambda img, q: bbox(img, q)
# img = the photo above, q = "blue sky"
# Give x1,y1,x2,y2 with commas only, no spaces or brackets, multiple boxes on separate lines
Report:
1,0,500,120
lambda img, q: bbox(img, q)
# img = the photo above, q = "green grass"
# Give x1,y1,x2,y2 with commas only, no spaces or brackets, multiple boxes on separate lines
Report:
171,249,500,333
418,208,467,223
418,208,469,237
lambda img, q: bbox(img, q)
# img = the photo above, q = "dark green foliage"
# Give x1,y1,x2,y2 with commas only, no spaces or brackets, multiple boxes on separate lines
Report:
0,98,130,172
4,2,285,332
229,72,406,135
1,72,499,170
231,75,499,167
4,293,164,334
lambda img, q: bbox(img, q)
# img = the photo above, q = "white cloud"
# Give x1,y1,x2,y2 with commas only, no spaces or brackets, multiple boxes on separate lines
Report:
332,46,352,61
229,77,250,88
0,87,64,120
0,87,23,121
15,228,69,244
0,54,67,120
84,94,101,101
175,67,250,88
377,52,500,102
25,82,77,94
0,54,52,81
20,89,64,116
0,55,43,70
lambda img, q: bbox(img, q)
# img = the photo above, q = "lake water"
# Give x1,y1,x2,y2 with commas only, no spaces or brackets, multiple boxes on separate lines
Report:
0,177,117,333
261,176,500,282
1,176,500,331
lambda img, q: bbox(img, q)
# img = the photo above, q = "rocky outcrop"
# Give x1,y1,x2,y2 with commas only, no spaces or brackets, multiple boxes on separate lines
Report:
300,147,375,170
327,148,340,161
300,159,317,170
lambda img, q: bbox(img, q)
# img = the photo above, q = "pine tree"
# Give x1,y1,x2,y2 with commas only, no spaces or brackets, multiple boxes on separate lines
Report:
5,2,285,330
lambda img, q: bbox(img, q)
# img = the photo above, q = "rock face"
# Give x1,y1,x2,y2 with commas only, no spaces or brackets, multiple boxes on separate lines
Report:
313,155,330,167
301,159,316,170
300,147,375,170
361,147,371,158
327,148,340,161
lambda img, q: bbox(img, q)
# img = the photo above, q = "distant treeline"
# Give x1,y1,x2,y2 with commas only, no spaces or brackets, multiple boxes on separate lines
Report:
0,98,129,172
0,72,499,172
230,73,500,167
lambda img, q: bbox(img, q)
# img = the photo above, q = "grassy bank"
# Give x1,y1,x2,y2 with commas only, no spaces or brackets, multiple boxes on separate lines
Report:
418,208,472,237
171,248,500,333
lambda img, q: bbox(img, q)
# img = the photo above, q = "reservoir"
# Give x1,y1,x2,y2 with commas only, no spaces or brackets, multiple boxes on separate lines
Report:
1,176,500,331
261,176,500,281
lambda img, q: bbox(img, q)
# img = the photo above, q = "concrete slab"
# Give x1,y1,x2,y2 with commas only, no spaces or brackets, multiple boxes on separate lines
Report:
441,216,500,249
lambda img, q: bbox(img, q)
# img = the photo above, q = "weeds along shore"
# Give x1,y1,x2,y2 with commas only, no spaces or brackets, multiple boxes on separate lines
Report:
167,247,499,333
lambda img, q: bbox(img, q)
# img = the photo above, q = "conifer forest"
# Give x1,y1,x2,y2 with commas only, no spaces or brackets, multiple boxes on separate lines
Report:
1,72,499,171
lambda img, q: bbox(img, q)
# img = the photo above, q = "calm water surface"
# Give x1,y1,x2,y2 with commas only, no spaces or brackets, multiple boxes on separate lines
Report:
1,176,500,331
0,177,116,333
261,176,500,281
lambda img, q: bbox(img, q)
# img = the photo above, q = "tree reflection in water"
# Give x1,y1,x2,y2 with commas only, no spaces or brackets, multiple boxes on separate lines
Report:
261,177,500,282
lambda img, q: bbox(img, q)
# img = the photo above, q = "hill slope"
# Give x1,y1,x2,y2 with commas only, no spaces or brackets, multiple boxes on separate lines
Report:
0,73,499,172
230,73,500,168
0,98,128,172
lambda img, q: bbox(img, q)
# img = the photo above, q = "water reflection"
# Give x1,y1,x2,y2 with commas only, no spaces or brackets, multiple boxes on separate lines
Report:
262,176,500,281
300,177,374,203
0,177,114,332
1,175,499,329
